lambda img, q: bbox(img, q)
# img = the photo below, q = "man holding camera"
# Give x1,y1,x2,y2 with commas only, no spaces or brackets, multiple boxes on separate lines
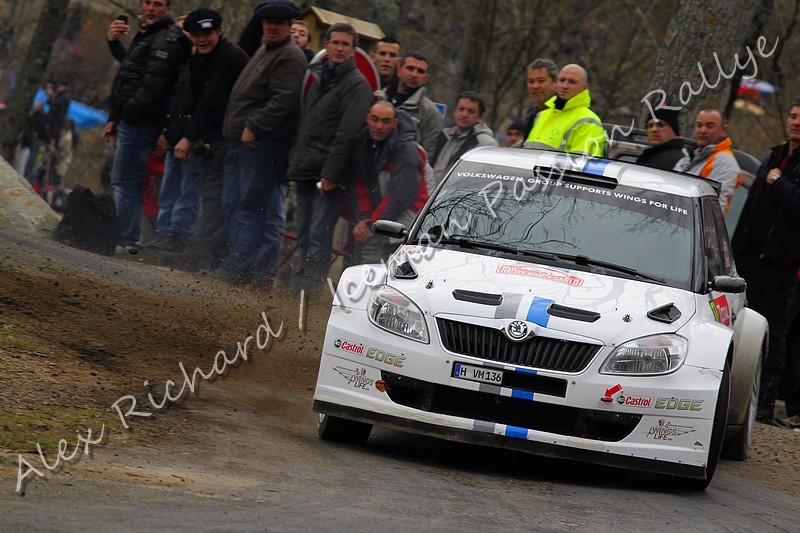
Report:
148,8,249,258
105,0,191,253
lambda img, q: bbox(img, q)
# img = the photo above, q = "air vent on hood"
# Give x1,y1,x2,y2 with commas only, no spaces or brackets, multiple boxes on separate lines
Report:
452,289,503,306
547,303,601,323
393,259,417,279
647,302,682,324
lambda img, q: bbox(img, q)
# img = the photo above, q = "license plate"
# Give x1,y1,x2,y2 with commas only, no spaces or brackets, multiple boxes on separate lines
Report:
452,363,503,385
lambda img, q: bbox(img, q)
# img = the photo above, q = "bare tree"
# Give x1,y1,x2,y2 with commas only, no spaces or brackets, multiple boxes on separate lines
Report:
646,0,761,133
0,0,70,162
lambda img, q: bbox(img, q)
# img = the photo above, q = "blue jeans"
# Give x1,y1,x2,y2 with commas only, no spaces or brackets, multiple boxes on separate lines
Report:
295,179,344,284
221,140,289,277
155,151,205,241
111,120,162,245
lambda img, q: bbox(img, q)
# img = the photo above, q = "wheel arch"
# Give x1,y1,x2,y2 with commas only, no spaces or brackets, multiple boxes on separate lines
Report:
728,307,768,427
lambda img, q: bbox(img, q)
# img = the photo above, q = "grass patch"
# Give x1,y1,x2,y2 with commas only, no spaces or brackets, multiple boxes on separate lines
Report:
0,406,115,454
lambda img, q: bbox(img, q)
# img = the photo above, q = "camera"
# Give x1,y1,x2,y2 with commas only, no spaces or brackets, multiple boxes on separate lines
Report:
117,14,129,23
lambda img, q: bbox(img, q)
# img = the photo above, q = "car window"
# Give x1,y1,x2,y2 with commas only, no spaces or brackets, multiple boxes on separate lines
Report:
711,197,735,276
701,197,726,279
416,162,696,289
725,184,749,235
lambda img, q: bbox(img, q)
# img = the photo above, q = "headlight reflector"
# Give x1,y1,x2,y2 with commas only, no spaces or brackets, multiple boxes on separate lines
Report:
600,334,687,375
368,286,429,343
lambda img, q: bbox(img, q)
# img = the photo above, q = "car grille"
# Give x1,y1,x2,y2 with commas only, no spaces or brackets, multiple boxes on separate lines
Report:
382,372,640,442
437,318,602,372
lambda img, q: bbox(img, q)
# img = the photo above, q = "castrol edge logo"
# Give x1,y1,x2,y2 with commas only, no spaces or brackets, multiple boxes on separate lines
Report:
334,338,365,354
617,393,653,407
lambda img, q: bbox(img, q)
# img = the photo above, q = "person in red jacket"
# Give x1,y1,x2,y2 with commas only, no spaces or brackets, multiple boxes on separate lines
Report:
350,101,428,263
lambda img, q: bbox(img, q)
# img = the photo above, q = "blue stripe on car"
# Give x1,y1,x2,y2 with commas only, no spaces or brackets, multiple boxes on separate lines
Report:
526,297,553,327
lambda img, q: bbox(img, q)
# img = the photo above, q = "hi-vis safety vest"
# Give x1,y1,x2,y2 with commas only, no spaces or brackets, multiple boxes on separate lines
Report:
525,89,606,157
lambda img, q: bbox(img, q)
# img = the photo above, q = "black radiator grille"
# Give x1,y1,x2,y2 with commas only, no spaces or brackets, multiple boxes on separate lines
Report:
382,372,640,442
437,318,601,372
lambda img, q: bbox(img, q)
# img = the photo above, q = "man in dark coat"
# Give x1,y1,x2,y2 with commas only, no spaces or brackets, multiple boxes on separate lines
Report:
636,107,686,170
288,22,373,289
147,8,250,257
217,0,307,284
105,0,191,251
349,102,428,263
732,99,800,421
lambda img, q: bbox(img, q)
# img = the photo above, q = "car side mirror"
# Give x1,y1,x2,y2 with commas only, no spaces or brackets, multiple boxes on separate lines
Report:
709,275,746,294
373,219,407,238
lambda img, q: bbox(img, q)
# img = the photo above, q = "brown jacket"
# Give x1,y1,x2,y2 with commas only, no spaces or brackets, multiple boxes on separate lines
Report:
222,36,306,144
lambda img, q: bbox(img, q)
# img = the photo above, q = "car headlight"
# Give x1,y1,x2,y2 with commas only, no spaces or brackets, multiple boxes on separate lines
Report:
368,285,429,343
600,334,688,375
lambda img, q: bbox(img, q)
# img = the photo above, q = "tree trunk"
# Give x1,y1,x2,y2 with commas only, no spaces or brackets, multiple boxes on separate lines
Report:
0,0,71,162
646,0,761,134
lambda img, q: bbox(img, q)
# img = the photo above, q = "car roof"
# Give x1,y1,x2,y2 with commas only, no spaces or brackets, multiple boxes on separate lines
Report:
459,146,719,199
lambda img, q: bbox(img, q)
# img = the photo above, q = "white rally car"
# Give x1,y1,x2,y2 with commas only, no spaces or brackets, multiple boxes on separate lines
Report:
313,147,767,490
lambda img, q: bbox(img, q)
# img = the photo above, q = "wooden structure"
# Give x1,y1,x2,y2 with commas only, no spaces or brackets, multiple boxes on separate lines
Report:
299,6,384,53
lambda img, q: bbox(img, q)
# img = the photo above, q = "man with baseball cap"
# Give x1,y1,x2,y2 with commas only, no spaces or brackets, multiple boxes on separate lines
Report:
217,0,307,284
150,8,249,263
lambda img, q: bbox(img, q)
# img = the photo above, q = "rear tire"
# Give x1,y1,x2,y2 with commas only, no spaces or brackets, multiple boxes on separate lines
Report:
317,412,373,444
722,346,762,461
657,361,730,490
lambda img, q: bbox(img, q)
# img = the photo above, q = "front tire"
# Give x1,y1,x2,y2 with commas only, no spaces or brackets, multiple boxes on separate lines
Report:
657,360,731,490
317,412,373,444
722,346,762,461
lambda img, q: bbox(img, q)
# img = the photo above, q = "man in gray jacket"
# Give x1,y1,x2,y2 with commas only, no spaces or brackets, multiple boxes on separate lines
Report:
674,109,741,215
218,0,307,284
289,22,373,289
431,91,498,184
382,52,443,157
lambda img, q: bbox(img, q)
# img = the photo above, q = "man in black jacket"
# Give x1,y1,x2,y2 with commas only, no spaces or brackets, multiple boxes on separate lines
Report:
636,107,686,170
732,99,800,420
105,0,191,252
148,8,249,258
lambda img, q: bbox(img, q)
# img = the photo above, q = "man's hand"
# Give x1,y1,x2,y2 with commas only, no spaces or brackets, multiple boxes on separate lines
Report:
318,177,336,194
107,19,130,42
353,219,373,242
103,121,117,141
241,127,256,149
766,168,782,185
174,137,192,160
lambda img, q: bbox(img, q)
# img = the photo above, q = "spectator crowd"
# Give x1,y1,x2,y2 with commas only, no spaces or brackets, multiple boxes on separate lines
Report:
22,0,795,426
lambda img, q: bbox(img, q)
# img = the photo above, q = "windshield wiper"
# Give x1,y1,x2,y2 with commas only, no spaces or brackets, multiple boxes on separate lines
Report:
412,235,561,262
556,253,665,283
434,237,520,255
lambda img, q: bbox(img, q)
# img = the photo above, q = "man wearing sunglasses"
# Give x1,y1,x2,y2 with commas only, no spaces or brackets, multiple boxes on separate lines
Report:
636,108,686,170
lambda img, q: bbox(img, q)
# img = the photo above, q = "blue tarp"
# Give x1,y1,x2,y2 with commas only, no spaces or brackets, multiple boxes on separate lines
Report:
33,88,108,131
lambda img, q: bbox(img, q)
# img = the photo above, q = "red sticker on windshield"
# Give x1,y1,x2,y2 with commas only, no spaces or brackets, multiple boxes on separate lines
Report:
497,264,584,287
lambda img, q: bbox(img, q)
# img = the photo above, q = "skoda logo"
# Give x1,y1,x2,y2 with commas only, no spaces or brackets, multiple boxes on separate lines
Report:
506,320,528,341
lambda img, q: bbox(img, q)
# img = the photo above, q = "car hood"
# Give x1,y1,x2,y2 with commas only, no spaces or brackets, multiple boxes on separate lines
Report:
389,246,696,346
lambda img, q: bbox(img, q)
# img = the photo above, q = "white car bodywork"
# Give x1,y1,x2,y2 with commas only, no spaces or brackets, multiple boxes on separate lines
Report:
313,148,767,489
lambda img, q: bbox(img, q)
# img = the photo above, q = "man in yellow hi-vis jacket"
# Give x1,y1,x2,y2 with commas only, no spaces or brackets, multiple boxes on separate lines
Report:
525,64,605,157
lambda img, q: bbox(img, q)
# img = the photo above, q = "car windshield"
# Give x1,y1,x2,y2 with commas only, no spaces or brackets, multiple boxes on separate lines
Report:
414,161,695,289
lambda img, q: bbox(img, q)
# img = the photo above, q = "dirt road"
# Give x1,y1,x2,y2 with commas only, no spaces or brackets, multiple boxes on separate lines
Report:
1,230,799,530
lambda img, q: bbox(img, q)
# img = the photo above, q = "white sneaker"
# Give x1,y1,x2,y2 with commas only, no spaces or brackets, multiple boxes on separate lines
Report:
115,245,138,255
